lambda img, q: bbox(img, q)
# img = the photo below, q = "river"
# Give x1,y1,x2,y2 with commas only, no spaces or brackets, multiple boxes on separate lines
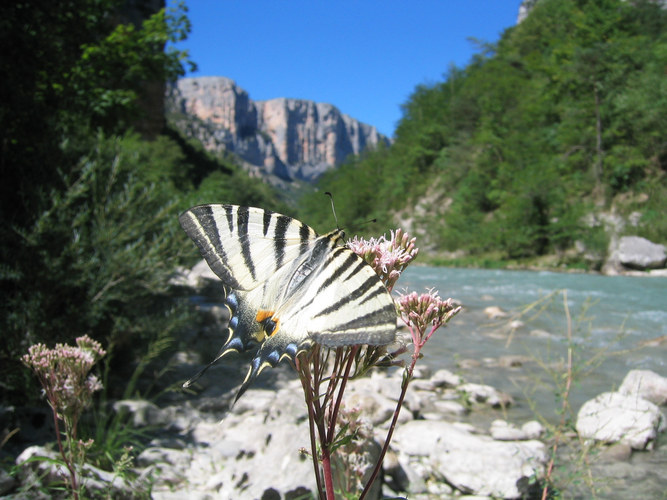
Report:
399,266,667,423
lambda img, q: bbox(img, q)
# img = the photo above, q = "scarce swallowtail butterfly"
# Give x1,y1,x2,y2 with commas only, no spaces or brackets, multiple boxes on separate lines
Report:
180,204,397,401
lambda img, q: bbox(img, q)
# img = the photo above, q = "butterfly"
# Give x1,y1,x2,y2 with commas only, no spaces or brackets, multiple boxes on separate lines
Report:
179,204,397,400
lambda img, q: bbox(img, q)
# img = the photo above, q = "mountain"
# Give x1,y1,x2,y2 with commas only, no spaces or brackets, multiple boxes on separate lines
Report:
166,77,390,185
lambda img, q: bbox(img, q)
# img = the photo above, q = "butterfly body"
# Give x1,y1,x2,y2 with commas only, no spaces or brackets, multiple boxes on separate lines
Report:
180,204,396,399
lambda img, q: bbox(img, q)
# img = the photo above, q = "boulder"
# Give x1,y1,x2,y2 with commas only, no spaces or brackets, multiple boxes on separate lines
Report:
484,306,508,319
616,236,666,270
0,468,16,496
458,383,514,408
16,446,135,497
392,420,546,498
430,368,464,388
576,391,666,450
147,383,318,499
113,399,168,427
490,419,544,441
618,369,667,406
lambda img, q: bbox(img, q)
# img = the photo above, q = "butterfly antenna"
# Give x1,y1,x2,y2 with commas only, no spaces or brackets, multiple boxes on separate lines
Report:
324,191,340,229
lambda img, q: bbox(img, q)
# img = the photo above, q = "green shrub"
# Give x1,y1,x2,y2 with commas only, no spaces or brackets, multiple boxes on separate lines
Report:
1,133,191,404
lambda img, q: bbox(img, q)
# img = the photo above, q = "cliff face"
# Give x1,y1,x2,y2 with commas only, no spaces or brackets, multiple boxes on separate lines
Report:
167,77,389,183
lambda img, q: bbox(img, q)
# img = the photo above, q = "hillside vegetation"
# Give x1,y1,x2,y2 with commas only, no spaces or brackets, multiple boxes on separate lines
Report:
0,0,286,405
299,0,667,267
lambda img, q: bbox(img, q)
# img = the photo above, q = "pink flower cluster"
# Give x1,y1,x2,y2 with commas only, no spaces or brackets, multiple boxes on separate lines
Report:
22,335,106,420
347,229,418,291
397,290,461,350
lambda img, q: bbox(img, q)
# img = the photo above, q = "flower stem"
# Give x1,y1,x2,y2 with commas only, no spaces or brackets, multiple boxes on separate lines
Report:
297,353,325,499
359,343,421,500
327,346,358,441
50,406,78,500
321,447,335,500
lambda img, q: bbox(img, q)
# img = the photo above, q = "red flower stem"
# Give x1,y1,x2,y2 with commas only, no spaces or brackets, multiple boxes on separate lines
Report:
320,447,335,500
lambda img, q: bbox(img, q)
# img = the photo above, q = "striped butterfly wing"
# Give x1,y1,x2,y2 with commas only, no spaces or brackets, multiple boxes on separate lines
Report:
180,204,397,400
179,205,317,291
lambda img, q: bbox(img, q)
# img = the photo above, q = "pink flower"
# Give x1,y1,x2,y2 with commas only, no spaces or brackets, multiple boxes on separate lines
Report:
397,289,461,350
22,335,106,420
347,229,418,291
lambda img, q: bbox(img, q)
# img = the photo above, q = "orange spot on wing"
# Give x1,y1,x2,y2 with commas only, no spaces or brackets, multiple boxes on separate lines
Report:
256,310,275,323
256,310,280,337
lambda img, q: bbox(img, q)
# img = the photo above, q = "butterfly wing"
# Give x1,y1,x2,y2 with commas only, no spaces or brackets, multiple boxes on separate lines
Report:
180,204,397,401
228,232,396,399
276,243,397,347
179,204,317,291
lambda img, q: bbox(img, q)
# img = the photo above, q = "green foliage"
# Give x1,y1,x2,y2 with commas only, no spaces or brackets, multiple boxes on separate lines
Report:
0,0,193,229
0,0,286,408
299,0,667,262
1,134,189,402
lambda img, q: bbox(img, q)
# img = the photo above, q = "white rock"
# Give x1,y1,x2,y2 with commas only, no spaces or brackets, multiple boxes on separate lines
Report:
430,368,464,388
346,391,395,426
432,400,468,417
619,369,667,406
529,329,552,338
521,420,545,439
180,259,219,288
113,399,168,427
17,445,133,497
490,420,527,441
576,391,666,450
489,419,544,441
458,383,514,408
617,236,666,269
484,306,508,319
392,420,546,498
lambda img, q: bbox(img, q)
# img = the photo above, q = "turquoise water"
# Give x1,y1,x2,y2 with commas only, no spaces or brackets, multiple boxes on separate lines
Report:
398,267,667,420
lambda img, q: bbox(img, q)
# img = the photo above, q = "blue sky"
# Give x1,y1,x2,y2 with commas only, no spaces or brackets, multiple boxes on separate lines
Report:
175,1,523,137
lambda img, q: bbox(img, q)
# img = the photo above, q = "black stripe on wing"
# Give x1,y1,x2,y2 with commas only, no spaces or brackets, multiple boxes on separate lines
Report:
316,248,358,294
179,205,243,290
313,274,379,318
262,210,273,236
237,206,257,281
273,215,291,270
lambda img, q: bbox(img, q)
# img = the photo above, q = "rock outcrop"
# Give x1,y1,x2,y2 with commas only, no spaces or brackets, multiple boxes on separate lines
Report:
616,236,667,269
603,235,667,274
576,391,666,450
167,76,389,183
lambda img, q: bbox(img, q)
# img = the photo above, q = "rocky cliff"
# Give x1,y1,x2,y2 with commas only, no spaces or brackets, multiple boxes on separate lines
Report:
166,77,390,183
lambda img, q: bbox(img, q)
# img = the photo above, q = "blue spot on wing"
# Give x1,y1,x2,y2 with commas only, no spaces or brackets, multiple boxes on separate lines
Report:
226,292,239,309
266,350,280,365
285,343,298,357
226,337,244,352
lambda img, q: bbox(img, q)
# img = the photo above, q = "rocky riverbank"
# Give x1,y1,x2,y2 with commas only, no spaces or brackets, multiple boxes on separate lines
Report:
5,263,667,498
9,346,667,499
